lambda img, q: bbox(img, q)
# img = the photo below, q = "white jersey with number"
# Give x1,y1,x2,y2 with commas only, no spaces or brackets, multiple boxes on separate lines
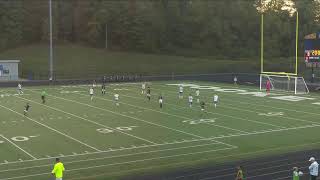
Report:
214,95,219,102
114,94,119,101
188,96,193,102
142,83,146,90
89,88,94,95
179,86,183,93
18,84,22,90
159,98,163,104
196,90,200,96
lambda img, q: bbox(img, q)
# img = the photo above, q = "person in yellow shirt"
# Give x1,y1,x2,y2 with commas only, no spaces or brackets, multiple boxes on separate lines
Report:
52,158,65,180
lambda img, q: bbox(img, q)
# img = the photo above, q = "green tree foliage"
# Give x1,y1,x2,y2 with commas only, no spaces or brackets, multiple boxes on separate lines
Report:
0,0,319,59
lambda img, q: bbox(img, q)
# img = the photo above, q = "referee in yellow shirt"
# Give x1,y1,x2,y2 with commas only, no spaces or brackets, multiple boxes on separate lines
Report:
52,158,65,180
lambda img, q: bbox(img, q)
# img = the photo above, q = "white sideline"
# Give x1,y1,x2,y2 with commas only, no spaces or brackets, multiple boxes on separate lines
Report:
0,104,101,152
2,123,320,179
0,135,37,160
14,95,156,145
0,141,222,173
0,146,237,180
1,122,314,168
0,137,220,166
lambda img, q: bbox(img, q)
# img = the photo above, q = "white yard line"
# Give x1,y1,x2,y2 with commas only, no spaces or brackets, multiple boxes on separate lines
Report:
0,146,237,180
154,83,320,119
208,124,320,139
102,86,284,129
0,135,37,160
2,124,320,179
14,95,156,145
0,141,222,173
0,104,101,152
122,84,318,127
75,91,249,134
0,138,221,166
26,89,235,147
0,123,316,167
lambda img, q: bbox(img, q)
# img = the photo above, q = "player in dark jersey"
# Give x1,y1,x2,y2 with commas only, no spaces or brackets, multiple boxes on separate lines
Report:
147,87,151,101
101,83,106,95
24,103,30,116
200,101,205,111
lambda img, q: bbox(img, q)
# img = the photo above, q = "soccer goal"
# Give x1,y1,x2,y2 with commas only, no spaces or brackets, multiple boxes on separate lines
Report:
260,74,309,94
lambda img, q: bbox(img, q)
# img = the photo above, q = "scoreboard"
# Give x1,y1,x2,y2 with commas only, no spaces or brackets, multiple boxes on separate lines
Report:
305,49,320,62
304,33,320,63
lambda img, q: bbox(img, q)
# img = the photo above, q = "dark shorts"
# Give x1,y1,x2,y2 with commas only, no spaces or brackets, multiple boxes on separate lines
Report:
311,175,317,180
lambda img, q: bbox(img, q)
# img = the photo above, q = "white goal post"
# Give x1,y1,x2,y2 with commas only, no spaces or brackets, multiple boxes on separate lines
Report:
260,74,309,94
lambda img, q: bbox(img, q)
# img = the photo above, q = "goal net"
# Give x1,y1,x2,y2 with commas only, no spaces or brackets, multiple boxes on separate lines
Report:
260,74,309,94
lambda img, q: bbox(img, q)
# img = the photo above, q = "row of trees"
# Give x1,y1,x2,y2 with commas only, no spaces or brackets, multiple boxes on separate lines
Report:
0,0,319,58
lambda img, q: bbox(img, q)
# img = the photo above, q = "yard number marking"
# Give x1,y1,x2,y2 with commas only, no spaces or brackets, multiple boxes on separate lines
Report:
258,112,284,117
11,135,40,142
183,119,216,125
97,126,138,134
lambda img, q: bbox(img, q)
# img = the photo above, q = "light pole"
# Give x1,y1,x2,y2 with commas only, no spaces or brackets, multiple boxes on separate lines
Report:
49,0,53,81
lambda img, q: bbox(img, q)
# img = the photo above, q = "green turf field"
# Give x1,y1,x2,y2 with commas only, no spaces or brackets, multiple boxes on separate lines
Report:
1,81,320,180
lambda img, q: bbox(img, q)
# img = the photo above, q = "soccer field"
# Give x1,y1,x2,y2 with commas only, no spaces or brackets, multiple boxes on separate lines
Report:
1,81,320,180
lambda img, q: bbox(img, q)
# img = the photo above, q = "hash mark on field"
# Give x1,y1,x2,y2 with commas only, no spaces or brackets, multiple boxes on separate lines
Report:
72,152,77,155
59,154,64,157
3,160,8,164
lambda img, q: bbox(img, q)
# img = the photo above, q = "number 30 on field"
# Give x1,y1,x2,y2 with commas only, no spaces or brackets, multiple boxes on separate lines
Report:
96,126,138,134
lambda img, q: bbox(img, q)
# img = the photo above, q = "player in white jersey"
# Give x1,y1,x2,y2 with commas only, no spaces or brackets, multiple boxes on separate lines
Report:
114,93,120,106
92,80,97,88
179,85,183,99
234,76,238,85
89,87,94,101
188,94,193,107
195,89,200,103
159,95,163,108
17,83,23,95
213,94,219,108
141,82,146,94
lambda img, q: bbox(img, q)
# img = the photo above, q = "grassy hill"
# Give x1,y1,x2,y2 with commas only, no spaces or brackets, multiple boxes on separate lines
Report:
0,43,259,79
